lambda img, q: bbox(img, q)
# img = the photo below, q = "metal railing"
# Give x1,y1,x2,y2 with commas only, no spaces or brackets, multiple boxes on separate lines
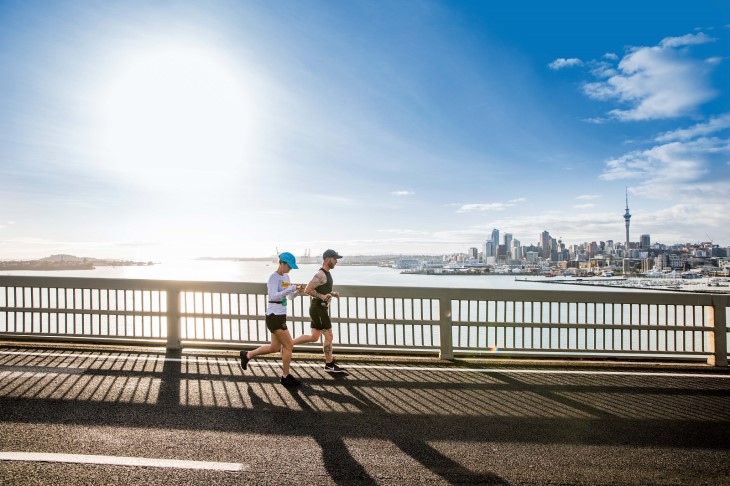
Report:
0,276,727,366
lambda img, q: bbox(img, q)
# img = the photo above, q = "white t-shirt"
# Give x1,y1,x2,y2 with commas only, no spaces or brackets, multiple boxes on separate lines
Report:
266,272,299,315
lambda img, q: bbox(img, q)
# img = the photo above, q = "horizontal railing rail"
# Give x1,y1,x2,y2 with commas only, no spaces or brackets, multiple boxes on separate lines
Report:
0,275,727,366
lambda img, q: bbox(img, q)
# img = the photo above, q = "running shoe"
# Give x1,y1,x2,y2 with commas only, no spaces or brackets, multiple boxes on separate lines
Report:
324,361,345,373
239,350,250,370
280,374,301,387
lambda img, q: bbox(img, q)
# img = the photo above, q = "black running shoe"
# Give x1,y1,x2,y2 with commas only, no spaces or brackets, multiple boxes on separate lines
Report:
324,362,345,373
239,350,250,370
280,374,301,387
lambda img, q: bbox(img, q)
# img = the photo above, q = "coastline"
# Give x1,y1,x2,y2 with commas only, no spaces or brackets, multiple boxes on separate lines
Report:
517,276,730,294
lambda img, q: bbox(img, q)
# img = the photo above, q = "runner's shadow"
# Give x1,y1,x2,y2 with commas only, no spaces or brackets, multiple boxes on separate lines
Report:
281,385,379,485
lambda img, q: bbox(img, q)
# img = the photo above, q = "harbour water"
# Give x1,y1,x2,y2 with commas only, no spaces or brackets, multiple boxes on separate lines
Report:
0,259,634,292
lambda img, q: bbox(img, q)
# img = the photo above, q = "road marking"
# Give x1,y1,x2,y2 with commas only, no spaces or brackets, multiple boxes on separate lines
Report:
0,451,246,471
0,350,728,379
0,365,86,374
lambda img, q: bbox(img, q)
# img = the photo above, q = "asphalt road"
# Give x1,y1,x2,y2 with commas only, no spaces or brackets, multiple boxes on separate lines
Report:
1,344,729,485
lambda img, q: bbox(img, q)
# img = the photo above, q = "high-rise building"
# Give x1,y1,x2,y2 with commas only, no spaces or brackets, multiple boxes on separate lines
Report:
503,233,513,250
540,231,551,260
484,241,494,260
640,234,651,250
491,229,499,257
468,247,478,260
511,245,521,261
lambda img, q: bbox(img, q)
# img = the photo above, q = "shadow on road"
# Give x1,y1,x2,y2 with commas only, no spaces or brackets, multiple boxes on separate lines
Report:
2,346,730,484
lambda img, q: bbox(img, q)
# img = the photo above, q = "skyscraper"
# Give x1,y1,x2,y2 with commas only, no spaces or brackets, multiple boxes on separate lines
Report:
640,234,650,250
484,241,494,261
491,229,499,257
504,233,513,250
540,231,551,260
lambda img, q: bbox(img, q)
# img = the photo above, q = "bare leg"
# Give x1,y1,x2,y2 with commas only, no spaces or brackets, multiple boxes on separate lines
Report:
322,328,334,363
275,329,294,377
292,328,322,346
247,338,282,359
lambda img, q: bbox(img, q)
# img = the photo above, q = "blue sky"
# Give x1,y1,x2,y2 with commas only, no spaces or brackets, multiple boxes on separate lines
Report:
1,0,728,260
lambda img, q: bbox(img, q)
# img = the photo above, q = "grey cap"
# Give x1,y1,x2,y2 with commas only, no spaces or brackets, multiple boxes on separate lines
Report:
322,249,342,260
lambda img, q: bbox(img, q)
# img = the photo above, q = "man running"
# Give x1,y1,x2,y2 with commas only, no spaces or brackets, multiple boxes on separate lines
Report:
293,249,345,373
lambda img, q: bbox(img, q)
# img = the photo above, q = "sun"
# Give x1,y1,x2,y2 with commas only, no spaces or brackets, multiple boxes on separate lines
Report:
96,45,254,186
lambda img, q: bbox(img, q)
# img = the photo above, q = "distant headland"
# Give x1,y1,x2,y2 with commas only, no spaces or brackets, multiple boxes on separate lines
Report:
0,254,156,271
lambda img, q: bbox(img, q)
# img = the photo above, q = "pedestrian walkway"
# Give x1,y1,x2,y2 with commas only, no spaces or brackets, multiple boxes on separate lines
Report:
1,343,729,485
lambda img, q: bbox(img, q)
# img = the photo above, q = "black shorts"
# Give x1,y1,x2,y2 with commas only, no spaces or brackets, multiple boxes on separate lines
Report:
265,313,288,333
309,301,332,330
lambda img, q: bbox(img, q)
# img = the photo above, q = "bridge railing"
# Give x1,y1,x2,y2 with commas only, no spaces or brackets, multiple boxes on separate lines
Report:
0,276,727,366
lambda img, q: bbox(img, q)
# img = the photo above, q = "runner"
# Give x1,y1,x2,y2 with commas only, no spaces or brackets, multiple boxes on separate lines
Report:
240,252,305,386
293,249,346,373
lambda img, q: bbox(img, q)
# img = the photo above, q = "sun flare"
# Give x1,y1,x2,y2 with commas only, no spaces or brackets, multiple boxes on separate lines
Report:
97,45,253,185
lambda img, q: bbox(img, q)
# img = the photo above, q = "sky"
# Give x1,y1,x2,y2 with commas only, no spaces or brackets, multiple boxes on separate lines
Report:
1,0,729,260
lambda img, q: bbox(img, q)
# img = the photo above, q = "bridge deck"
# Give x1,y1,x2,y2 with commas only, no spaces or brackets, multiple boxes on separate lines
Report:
1,343,729,485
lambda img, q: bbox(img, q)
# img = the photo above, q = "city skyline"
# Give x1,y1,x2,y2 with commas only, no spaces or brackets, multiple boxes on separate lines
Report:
1,1,728,261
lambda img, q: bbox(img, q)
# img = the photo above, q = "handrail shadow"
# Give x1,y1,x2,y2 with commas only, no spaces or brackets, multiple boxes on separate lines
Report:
2,346,730,483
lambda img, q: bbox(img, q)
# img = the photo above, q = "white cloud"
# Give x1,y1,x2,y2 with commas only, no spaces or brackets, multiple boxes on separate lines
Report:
457,203,509,213
457,198,525,213
391,190,415,196
548,58,583,70
659,32,714,48
655,113,730,142
580,32,719,121
576,194,601,200
601,136,730,201
603,53,619,61
377,228,428,235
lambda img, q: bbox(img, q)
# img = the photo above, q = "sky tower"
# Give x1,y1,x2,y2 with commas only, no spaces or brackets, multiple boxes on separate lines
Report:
623,188,631,273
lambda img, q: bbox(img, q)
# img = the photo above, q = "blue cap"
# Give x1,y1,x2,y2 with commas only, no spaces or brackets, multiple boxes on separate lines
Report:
279,252,298,269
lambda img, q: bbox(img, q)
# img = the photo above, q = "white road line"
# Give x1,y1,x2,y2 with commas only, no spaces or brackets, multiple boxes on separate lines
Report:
1,350,728,379
0,365,86,375
0,451,246,471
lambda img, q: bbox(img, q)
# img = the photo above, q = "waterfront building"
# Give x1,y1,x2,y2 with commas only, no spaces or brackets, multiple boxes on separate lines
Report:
640,234,651,250
540,231,551,260
490,229,499,257
484,241,494,261
503,233,513,251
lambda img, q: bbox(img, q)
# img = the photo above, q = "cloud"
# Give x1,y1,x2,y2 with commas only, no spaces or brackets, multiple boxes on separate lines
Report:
457,203,509,213
579,32,719,121
457,198,525,213
659,32,715,48
573,203,596,209
600,137,730,199
576,195,601,200
603,53,619,61
377,228,428,235
655,113,730,142
391,190,415,196
548,58,583,70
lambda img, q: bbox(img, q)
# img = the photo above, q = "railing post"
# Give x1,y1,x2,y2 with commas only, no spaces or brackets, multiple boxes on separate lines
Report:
166,285,181,351
439,297,453,360
708,295,728,367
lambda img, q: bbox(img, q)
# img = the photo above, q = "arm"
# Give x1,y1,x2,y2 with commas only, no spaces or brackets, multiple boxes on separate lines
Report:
305,271,331,301
267,275,297,301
